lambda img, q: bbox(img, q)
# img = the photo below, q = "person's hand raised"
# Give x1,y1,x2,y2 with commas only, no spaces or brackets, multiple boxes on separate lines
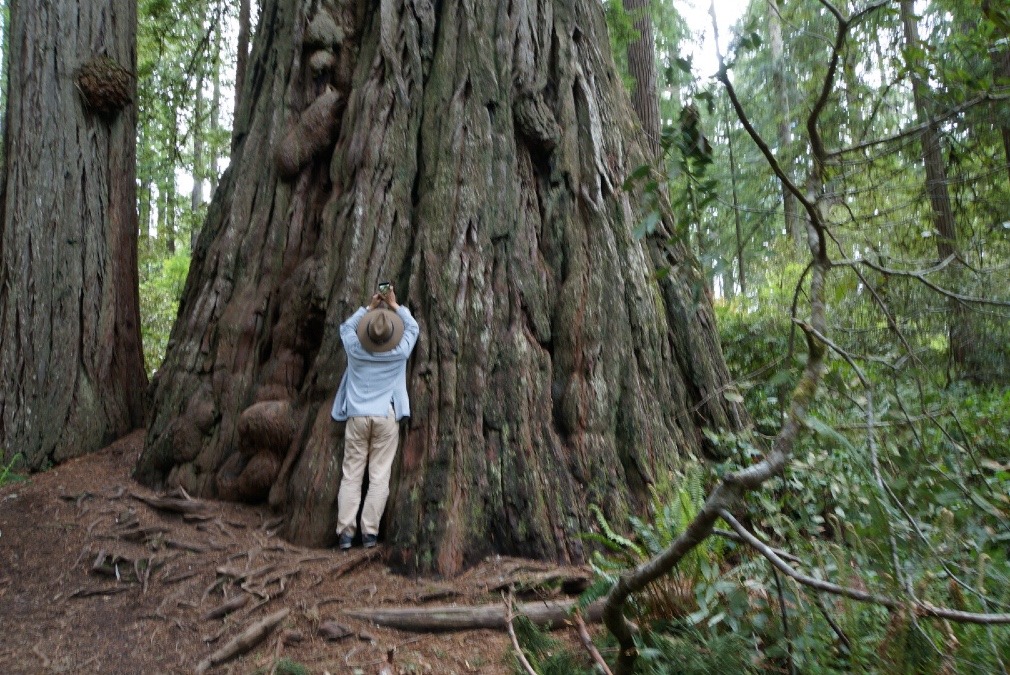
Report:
367,293,384,311
384,285,399,310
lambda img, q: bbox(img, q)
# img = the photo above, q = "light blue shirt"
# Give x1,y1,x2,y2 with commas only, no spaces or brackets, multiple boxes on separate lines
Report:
330,305,419,422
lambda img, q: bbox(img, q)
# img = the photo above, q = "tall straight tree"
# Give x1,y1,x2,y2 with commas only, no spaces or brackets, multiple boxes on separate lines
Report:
899,0,966,369
767,0,802,245
0,0,147,469
623,0,661,155
135,0,744,575
983,0,1010,185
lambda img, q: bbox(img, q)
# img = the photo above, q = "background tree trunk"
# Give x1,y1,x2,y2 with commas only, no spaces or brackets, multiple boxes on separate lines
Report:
622,0,661,156
136,0,744,576
899,0,967,371
233,0,251,123
982,0,1010,186
768,0,802,247
0,0,147,469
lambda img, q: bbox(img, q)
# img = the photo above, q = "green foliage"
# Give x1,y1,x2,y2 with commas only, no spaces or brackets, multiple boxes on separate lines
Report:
510,615,595,675
140,249,190,374
603,0,639,93
709,294,1010,672
253,659,309,675
0,453,26,487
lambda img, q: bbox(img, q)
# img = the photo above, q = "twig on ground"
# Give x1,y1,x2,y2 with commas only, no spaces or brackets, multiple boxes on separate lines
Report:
573,610,613,675
505,592,539,675
31,645,50,668
68,585,131,599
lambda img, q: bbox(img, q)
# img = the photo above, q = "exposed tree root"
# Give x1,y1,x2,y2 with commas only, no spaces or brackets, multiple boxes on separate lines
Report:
131,492,210,516
203,593,250,620
194,607,290,674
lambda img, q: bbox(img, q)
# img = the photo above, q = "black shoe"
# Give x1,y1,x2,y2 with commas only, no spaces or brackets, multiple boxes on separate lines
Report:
362,534,378,548
337,532,353,550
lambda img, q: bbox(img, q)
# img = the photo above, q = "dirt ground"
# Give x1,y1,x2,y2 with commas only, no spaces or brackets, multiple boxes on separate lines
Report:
0,432,596,674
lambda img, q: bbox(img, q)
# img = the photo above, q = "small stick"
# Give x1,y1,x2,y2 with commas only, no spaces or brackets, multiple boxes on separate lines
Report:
573,610,613,675
194,607,290,674
32,645,51,668
504,593,538,675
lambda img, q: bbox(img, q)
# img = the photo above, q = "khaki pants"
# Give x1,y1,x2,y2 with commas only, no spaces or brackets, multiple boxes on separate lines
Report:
336,411,399,537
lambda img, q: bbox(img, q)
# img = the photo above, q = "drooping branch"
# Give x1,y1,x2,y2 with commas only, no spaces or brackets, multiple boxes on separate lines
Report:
828,92,1010,160
845,256,1010,308
719,511,1010,625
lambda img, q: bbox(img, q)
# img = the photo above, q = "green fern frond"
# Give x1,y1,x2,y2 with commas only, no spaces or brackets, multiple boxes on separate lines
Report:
579,577,616,608
589,504,645,557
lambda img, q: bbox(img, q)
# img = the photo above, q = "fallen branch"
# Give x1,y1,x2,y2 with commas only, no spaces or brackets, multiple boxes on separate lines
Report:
343,599,603,632
194,607,290,674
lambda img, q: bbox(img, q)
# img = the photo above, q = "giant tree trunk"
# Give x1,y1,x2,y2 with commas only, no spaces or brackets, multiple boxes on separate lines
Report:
136,0,743,576
0,0,147,469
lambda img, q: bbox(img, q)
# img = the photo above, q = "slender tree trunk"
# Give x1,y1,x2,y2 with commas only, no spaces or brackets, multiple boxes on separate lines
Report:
136,0,744,575
192,70,205,251
983,0,1010,185
139,179,152,243
0,0,147,469
899,0,966,371
161,174,177,255
768,0,801,247
234,0,251,124
210,24,223,187
725,108,746,297
622,0,660,156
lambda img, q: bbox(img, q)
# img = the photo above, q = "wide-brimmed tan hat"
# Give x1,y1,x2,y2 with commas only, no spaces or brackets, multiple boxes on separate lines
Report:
357,308,404,353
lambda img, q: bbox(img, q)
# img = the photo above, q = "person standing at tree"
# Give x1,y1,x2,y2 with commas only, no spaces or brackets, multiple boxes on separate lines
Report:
331,283,419,550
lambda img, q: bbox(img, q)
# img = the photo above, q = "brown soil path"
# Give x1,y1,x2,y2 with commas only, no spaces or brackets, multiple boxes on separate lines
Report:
0,432,592,674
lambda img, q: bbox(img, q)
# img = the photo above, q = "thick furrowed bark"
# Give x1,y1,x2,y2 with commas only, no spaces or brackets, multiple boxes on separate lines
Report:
137,0,743,575
0,0,146,470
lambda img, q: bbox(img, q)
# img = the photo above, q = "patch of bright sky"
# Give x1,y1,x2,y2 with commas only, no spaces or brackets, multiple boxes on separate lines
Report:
675,0,750,79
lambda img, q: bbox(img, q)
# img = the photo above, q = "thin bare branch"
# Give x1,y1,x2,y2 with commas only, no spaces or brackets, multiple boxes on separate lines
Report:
829,91,1010,160
504,593,539,675
573,610,613,675
844,257,1010,308
720,511,1010,625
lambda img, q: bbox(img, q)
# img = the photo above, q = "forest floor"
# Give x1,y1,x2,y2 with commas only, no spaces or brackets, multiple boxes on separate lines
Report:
0,432,596,674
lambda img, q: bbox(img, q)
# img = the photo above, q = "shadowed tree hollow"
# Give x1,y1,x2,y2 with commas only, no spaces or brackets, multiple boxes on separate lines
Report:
0,0,147,470
135,0,743,575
